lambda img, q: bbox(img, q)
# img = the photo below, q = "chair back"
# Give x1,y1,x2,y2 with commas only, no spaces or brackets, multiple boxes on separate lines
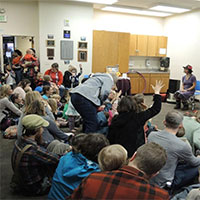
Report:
195,80,200,91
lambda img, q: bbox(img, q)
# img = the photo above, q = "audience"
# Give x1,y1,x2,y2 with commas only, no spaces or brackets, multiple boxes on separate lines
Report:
148,111,200,192
48,133,109,200
69,142,169,200
11,114,59,195
1,49,198,200
0,85,22,131
108,80,163,158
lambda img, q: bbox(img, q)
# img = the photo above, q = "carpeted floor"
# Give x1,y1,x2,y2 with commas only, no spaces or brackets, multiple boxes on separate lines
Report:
0,95,199,199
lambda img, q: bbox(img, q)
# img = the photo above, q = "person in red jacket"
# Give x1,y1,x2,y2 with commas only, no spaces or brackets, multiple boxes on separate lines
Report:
44,63,65,97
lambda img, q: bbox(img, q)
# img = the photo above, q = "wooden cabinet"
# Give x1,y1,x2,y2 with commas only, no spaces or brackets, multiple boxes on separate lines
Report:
129,35,148,56
118,32,130,73
130,34,168,57
129,73,169,94
92,30,130,73
137,35,148,56
149,73,169,93
157,36,168,57
147,36,158,57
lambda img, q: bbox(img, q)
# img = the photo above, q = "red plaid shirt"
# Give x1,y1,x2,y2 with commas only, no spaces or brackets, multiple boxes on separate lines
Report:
69,166,169,200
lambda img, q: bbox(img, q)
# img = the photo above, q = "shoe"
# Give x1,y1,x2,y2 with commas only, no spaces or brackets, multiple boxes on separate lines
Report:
182,102,189,111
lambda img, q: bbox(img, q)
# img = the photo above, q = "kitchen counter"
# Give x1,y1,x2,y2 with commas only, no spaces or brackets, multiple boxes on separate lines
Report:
128,69,170,74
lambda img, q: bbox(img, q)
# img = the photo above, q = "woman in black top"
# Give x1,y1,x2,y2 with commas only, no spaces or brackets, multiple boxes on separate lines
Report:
107,80,163,158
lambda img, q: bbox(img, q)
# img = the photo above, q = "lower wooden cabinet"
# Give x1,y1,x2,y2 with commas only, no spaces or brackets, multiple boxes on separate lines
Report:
128,73,169,94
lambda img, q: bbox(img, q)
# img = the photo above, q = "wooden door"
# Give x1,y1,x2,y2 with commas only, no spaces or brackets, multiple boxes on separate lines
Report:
137,35,148,56
129,34,137,56
147,36,158,57
118,32,130,73
139,74,150,94
157,36,168,57
128,74,140,94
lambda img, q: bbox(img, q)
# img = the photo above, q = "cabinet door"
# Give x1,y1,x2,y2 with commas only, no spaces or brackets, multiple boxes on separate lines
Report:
149,74,161,93
118,32,130,73
137,35,148,56
139,74,150,94
129,34,137,56
92,30,105,73
92,30,119,73
128,74,140,94
147,36,158,57
160,74,170,93
157,36,168,57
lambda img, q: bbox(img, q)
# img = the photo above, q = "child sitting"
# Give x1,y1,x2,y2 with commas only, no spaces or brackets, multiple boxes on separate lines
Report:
10,93,24,110
98,144,128,171
42,85,52,100
35,72,44,87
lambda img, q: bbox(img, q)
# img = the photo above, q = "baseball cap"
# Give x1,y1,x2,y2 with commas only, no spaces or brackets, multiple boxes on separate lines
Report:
183,65,193,72
22,114,49,130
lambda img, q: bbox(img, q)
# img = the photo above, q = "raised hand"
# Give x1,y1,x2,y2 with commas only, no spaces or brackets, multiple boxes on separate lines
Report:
151,80,164,94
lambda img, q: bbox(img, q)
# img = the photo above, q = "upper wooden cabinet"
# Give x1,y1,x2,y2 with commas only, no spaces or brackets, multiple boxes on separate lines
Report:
129,35,148,56
157,36,168,57
147,36,158,57
92,30,130,73
130,34,168,57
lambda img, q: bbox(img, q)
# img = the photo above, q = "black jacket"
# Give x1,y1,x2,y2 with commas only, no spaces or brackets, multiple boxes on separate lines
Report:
107,94,162,158
63,71,72,88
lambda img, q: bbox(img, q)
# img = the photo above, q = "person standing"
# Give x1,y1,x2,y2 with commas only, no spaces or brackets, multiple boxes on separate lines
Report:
174,65,196,110
70,73,118,133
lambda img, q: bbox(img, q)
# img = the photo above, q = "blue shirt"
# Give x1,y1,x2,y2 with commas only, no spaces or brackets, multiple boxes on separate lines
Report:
48,151,100,200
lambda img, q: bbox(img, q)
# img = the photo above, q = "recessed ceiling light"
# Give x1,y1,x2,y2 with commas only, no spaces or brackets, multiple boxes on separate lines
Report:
102,6,172,17
150,5,190,13
74,0,118,5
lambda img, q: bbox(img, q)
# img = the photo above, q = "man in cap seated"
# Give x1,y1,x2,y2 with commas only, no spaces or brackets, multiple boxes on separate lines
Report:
11,114,59,196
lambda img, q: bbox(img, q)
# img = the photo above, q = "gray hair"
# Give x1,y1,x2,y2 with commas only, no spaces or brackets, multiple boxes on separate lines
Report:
165,111,183,129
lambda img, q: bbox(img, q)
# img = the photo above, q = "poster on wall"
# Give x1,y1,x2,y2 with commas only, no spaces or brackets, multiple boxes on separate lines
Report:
78,50,87,62
78,42,87,50
47,48,54,60
46,40,55,47
60,40,73,60
63,30,71,39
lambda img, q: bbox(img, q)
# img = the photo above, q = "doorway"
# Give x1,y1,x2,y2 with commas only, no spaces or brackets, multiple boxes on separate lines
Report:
1,35,34,72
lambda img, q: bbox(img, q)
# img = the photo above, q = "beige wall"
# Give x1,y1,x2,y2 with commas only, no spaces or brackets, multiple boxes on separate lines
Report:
15,36,33,56
164,10,200,81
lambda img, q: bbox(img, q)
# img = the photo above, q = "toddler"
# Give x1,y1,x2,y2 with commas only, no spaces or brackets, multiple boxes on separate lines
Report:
69,64,82,88
23,49,37,63
98,144,128,171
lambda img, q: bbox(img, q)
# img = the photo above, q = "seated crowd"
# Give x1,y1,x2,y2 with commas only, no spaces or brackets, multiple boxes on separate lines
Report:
1,48,200,200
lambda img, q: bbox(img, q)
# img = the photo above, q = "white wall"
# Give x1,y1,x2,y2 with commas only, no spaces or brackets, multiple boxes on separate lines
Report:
15,36,33,56
38,2,93,75
93,10,164,35
0,1,39,60
164,10,200,80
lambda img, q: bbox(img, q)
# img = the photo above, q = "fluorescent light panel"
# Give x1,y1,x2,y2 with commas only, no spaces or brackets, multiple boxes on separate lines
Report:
102,6,172,17
74,0,118,5
150,5,190,13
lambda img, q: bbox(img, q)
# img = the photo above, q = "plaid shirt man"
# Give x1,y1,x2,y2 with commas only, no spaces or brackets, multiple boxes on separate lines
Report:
69,165,169,200
11,137,59,194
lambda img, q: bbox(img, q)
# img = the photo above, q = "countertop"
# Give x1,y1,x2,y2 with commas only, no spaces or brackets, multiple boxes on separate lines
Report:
128,69,170,74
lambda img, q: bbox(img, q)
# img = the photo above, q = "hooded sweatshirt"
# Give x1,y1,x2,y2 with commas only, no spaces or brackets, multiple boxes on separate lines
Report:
48,151,100,200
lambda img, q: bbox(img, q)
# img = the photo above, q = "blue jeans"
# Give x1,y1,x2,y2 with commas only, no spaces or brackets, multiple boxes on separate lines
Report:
71,93,98,133
172,163,199,191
